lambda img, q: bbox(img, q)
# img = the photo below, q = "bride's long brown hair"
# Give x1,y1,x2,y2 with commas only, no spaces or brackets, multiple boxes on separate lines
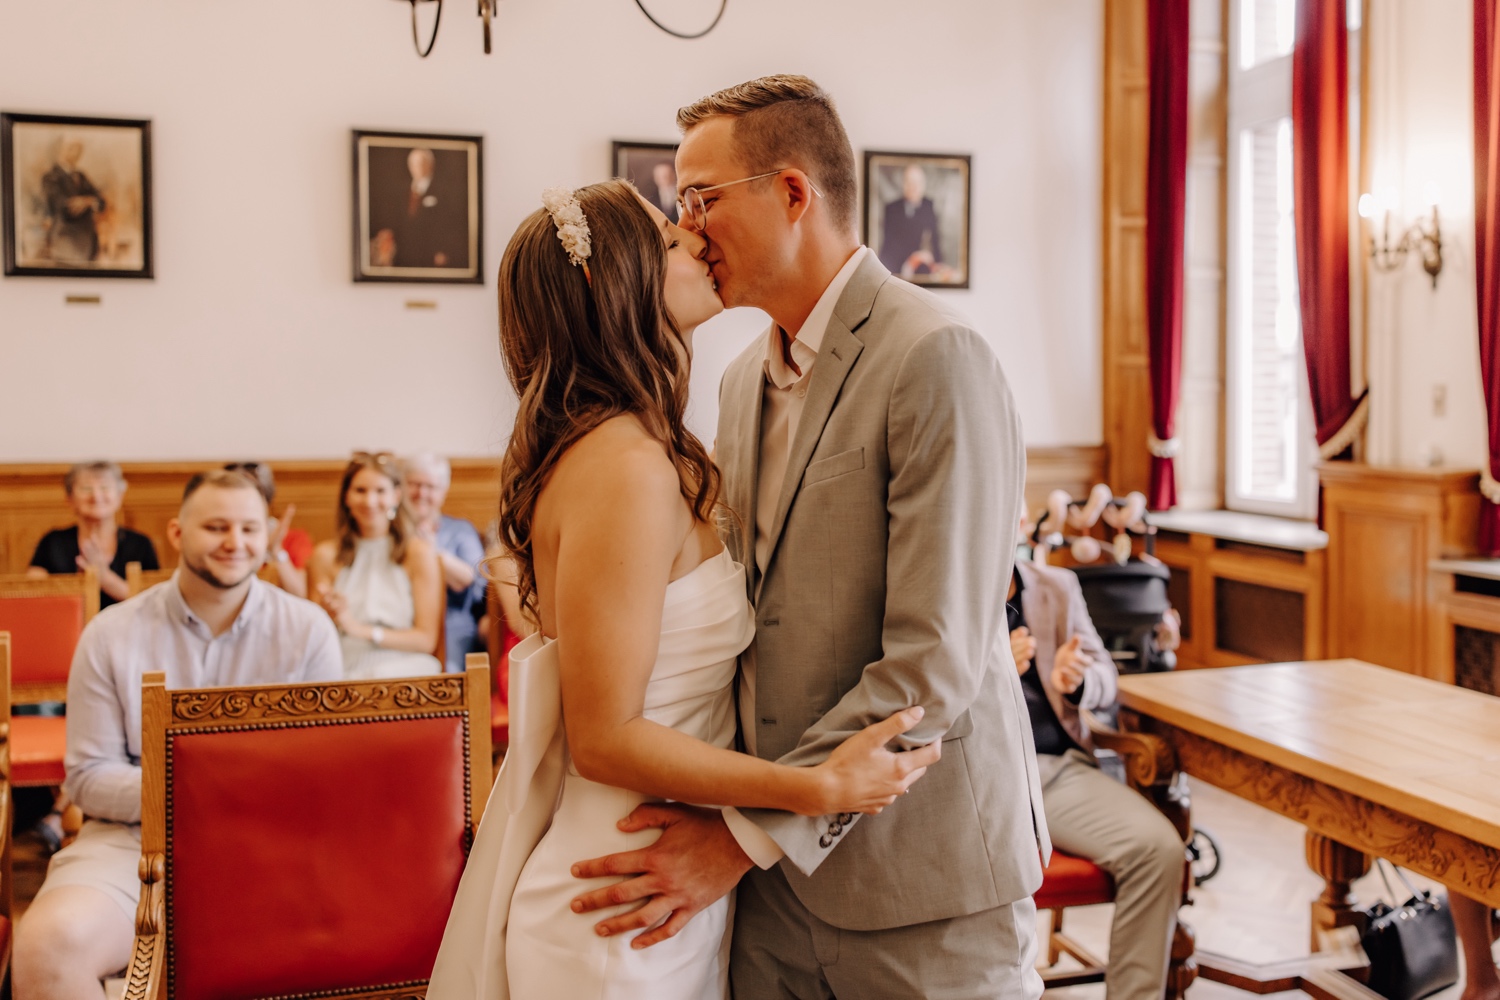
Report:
497,180,720,621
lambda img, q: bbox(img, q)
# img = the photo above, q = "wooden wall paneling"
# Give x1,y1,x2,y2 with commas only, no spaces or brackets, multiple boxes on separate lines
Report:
0,459,505,577
1152,528,1326,669
0,448,1107,577
1320,463,1481,678
1428,566,1500,689
1022,446,1111,516
1103,0,1153,498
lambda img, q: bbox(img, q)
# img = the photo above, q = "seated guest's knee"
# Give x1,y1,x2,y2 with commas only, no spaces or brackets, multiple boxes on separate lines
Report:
15,885,134,990
1137,808,1187,882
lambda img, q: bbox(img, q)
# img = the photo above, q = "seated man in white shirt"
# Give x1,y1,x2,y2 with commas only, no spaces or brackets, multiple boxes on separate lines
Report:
13,469,343,1000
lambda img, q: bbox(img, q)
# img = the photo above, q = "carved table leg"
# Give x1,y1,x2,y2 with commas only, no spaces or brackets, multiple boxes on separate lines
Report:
1305,832,1370,951
1166,920,1198,1000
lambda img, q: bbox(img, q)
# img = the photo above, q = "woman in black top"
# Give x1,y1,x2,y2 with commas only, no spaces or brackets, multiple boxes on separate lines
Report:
27,461,157,608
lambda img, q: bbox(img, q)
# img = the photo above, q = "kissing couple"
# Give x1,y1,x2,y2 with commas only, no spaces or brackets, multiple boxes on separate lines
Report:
428,74,1051,1000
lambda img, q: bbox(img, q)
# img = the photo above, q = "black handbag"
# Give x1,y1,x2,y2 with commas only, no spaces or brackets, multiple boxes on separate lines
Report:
1360,860,1459,1000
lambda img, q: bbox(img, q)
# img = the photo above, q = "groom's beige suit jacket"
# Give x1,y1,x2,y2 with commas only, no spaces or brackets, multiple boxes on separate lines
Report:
717,253,1050,932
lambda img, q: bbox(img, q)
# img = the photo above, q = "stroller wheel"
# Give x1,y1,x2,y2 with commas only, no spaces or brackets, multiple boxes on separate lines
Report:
1188,828,1222,886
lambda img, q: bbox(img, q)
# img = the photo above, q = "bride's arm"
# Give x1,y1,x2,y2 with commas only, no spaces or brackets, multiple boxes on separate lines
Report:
544,432,934,818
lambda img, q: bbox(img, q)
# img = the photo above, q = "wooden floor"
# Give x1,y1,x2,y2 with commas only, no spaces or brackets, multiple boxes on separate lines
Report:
10,778,1495,996
1041,778,1493,1000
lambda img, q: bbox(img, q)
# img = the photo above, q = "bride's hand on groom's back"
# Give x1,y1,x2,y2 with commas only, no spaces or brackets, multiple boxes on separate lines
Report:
812,706,940,816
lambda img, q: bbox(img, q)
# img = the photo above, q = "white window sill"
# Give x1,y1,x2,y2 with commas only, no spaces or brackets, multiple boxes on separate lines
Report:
1150,509,1328,552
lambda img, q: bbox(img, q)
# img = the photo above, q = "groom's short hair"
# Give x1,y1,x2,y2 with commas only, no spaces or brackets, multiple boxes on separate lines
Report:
677,74,857,235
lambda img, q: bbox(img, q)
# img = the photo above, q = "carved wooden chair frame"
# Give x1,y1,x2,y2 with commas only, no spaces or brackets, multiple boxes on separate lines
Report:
0,568,99,703
123,665,492,1000
1041,709,1198,1000
124,562,175,598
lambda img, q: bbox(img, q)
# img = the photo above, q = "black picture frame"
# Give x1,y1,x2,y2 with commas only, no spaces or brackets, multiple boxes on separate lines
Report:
353,129,484,284
612,140,681,223
862,150,971,289
2,112,154,279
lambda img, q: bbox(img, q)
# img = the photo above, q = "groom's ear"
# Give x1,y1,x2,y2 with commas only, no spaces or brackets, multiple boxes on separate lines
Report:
780,169,818,222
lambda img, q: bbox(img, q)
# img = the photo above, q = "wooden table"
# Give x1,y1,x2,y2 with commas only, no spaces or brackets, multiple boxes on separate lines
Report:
1118,660,1500,996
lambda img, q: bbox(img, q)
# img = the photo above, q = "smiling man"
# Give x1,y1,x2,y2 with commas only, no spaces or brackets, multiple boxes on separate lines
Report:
13,468,342,1000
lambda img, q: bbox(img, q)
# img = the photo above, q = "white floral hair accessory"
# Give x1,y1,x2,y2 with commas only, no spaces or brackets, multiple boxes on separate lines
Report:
541,186,592,282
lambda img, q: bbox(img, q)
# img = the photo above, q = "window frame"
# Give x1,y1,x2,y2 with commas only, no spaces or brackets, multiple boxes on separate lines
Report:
1224,0,1319,519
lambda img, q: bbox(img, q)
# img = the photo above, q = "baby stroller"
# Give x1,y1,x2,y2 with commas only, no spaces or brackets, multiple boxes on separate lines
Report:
1027,486,1221,886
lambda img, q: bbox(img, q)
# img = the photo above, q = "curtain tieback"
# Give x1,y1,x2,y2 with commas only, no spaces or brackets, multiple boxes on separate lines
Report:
1148,433,1181,460
1316,393,1371,461
1482,468,1500,506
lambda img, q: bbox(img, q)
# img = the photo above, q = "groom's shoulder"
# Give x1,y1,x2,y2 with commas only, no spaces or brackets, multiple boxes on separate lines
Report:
865,276,990,358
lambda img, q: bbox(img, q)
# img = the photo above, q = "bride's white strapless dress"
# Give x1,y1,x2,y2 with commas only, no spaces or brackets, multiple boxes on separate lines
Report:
427,548,755,1000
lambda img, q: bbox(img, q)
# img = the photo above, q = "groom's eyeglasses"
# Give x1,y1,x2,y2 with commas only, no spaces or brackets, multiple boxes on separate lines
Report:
678,169,824,230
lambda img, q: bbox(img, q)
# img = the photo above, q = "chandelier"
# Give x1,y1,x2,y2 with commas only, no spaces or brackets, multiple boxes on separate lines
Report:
395,0,727,57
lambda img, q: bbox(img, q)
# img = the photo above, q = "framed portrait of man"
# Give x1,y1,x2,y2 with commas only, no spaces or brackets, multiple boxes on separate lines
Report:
353,129,483,284
612,141,680,224
2,112,153,279
863,151,971,289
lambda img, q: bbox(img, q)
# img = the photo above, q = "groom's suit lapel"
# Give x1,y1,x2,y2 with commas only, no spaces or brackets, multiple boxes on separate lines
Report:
760,254,887,586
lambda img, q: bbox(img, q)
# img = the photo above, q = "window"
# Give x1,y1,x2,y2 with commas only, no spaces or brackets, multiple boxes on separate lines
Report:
1226,0,1317,517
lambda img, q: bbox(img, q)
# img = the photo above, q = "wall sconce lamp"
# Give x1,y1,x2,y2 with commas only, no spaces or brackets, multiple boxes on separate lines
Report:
1357,193,1444,288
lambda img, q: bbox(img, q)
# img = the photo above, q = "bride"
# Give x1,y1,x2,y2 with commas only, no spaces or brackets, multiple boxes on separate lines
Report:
427,180,939,999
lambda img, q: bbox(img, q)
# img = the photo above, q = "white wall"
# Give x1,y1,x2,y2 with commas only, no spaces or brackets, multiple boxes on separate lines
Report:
1365,0,1489,470
0,0,1103,463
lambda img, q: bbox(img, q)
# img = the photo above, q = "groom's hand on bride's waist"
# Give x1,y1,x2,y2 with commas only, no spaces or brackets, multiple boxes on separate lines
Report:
569,802,753,948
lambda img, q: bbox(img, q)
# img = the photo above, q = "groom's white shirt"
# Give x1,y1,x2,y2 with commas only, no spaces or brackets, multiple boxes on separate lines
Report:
721,245,868,870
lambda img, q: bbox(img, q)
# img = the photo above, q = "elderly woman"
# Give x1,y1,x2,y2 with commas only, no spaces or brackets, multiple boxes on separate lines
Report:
400,453,486,672
27,461,157,608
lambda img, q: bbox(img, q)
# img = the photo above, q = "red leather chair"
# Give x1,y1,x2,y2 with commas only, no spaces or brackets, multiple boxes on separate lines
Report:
0,569,98,788
123,666,492,999
485,584,523,756
1036,721,1198,1000
0,633,16,986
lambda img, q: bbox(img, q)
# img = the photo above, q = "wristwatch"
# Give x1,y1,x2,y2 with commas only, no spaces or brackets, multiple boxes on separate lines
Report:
371,625,385,648
272,548,291,564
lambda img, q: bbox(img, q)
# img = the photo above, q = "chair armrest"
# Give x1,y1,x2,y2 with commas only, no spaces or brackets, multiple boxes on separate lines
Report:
1085,711,1175,791
122,852,167,999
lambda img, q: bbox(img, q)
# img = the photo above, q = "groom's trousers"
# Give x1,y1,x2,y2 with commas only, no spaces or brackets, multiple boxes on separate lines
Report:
731,863,1043,1000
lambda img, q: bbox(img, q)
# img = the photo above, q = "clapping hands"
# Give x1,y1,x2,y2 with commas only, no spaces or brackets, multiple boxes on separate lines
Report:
75,536,112,575
1010,627,1036,674
1050,635,1086,695
316,583,356,634
1010,628,1088,696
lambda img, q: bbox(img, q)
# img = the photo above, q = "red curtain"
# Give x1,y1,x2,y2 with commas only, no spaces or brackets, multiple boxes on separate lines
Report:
1145,0,1190,510
1292,0,1365,460
1477,0,1500,554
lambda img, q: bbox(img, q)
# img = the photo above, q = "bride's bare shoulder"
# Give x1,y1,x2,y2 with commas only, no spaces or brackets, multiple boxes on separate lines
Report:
546,415,678,505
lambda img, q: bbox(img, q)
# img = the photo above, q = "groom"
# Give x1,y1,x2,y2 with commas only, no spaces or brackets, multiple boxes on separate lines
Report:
571,74,1049,998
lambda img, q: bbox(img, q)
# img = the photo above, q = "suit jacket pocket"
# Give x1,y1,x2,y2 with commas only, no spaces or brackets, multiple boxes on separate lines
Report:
943,709,973,742
803,447,865,487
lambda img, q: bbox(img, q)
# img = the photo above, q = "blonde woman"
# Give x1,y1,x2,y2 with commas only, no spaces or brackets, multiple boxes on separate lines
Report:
308,452,442,679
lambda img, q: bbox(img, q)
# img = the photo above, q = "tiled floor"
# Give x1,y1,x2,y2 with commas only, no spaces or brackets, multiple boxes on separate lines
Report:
12,777,1496,998
1040,778,1494,1000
